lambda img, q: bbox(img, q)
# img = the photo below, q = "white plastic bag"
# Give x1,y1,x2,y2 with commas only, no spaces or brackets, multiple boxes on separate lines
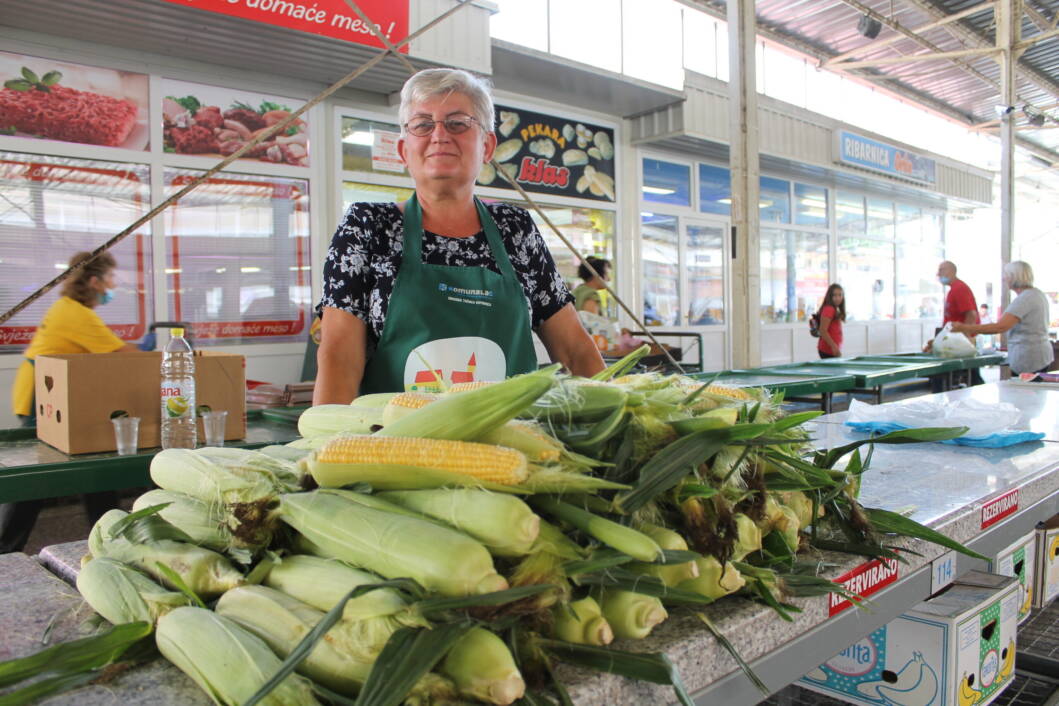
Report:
932,325,977,358
847,398,1019,438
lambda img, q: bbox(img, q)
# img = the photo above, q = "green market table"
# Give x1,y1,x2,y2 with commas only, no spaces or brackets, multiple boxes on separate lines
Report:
0,409,301,503
857,352,1006,390
770,359,941,404
691,370,857,413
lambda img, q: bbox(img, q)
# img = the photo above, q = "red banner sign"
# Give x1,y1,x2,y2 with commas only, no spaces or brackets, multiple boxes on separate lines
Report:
981,489,1019,529
829,557,901,616
159,0,409,50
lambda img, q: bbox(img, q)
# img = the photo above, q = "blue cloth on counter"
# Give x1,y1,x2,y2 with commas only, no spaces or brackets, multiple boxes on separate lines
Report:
138,331,157,351
845,421,1045,448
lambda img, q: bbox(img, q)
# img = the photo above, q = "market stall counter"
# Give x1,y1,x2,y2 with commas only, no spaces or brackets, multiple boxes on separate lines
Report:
8,394,1059,706
771,359,941,403
0,409,301,503
688,370,856,412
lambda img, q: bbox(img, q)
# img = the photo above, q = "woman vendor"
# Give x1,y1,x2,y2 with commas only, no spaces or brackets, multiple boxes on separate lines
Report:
314,69,604,401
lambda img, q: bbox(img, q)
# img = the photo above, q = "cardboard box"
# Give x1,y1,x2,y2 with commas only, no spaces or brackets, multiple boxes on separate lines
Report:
799,571,1019,706
1034,515,1059,608
987,531,1037,624
34,351,245,454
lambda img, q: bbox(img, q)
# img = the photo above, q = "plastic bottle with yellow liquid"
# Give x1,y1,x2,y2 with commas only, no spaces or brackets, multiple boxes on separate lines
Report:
160,327,196,449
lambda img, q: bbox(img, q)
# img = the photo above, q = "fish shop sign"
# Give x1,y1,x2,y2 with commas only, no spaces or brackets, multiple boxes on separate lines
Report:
481,105,617,202
834,130,936,185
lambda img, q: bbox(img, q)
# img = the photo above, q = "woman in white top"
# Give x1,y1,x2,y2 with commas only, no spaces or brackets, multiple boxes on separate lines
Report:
951,261,1054,375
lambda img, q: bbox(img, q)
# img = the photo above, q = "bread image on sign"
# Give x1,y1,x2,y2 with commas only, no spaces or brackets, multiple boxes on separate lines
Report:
403,337,506,393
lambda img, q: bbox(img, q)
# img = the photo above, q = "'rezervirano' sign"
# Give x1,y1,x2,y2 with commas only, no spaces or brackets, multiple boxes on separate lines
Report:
159,0,409,50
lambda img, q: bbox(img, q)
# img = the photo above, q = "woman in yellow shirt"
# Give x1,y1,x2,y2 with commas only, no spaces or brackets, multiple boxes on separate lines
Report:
3,251,152,553
10,251,146,424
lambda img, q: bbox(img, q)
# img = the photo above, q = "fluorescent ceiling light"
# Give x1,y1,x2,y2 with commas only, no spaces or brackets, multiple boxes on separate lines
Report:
54,263,67,269
718,198,732,204
642,186,676,195
640,212,655,218
164,268,182,274
288,265,311,271
215,267,227,274
343,131,374,146
240,266,262,273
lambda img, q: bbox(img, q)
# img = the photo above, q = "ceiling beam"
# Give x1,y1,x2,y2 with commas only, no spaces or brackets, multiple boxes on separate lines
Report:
832,46,1000,70
824,1,996,66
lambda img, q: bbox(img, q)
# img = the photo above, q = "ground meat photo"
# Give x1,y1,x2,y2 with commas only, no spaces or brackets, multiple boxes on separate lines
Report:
0,84,138,147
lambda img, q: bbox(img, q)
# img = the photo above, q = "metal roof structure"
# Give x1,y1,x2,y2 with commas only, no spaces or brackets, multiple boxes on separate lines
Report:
685,0,1059,168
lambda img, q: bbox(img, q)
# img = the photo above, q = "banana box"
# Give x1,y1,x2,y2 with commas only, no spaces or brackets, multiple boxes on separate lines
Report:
799,571,1018,706
1034,515,1059,608
987,531,1036,623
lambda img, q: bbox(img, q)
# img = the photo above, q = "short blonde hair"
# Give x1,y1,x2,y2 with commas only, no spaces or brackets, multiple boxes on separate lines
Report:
1003,260,1034,289
398,69,495,135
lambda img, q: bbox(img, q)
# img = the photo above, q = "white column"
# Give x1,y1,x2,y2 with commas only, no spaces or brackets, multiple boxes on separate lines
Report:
997,0,1020,310
727,0,761,368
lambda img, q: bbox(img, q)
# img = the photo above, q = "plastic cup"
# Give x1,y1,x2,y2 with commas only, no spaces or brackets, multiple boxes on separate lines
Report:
111,417,140,456
201,410,228,447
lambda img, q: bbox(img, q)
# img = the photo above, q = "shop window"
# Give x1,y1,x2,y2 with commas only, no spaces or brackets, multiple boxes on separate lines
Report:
341,117,405,175
760,228,829,324
794,183,828,227
837,237,895,321
836,191,865,237
641,213,680,326
687,223,725,325
759,176,791,223
643,158,691,207
698,163,731,216
866,198,895,239
896,204,922,242
0,153,151,350
897,240,944,320
341,182,414,214
164,170,310,344
525,205,615,294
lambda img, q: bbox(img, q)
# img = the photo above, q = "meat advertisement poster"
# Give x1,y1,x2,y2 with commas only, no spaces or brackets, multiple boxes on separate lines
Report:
481,105,616,203
161,79,309,167
0,51,149,150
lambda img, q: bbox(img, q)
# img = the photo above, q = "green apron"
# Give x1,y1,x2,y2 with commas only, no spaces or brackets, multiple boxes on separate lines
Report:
360,195,538,394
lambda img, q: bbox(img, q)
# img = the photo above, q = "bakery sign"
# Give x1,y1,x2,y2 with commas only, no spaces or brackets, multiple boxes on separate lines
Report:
481,105,616,202
835,129,936,185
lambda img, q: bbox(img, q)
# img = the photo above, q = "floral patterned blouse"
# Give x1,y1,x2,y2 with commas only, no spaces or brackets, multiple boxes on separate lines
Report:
318,201,572,351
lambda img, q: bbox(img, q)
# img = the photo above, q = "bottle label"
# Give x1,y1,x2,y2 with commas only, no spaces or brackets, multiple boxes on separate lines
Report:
161,383,193,419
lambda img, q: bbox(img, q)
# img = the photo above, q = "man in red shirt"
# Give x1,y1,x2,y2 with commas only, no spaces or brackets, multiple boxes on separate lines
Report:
926,261,983,386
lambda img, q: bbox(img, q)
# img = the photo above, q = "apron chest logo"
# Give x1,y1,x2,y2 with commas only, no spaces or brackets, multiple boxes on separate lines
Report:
438,282,495,307
404,337,507,392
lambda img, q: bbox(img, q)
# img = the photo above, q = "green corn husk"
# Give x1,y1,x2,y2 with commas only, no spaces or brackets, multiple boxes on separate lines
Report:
477,419,563,463
761,495,786,530
780,491,816,530
377,365,557,441
194,447,301,490
150,448,279,507
216,585,394,696
378,489,540,557
731,513,763,561
132,489,232,552
772,506,802,551
155,607,320,706
297,403,381,437
553,596,613,646
257,444,311,464
525,379,628,424
530,497,663,563
440,626,526,705
595,588,668,640
264,555,409,621
678,556,746,600
279,491,508,597
77,557,190,625
628,524,700,586
89,509,244,599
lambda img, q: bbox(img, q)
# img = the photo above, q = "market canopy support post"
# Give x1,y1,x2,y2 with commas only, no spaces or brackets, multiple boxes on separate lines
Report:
727,0,762,369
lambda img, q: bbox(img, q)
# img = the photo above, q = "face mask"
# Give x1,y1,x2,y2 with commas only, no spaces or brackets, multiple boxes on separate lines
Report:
938,276,951,285
99,289,115,305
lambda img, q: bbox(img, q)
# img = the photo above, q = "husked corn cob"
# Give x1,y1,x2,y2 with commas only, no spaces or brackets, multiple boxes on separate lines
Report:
156,607,320,706
701,384,752,401
447,381,495,393
77,557,190,625
309,434,529,489
279,490,508,597
381,392,439,426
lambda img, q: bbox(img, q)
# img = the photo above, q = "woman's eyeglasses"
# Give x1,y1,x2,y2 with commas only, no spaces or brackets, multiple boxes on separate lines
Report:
404,115,480,137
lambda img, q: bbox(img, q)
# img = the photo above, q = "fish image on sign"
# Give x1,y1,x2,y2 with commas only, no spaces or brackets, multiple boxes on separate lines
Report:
403,337,506,393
